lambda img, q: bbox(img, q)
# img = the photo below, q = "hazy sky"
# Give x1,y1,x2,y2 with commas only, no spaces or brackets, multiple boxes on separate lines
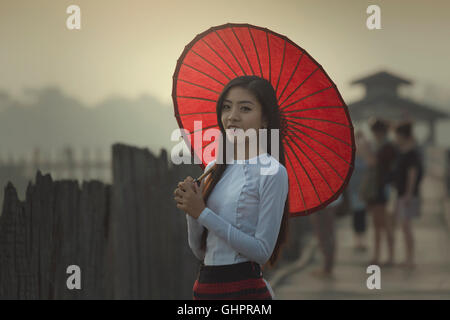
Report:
1,0,449,109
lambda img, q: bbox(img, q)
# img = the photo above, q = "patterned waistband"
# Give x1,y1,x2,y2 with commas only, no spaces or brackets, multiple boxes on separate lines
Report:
198,261,262,283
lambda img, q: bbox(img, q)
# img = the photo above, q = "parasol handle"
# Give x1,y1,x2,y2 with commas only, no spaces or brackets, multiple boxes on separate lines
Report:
193,165,215,186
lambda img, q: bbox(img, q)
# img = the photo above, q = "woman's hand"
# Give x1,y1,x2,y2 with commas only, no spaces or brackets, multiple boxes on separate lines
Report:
173,176,206,219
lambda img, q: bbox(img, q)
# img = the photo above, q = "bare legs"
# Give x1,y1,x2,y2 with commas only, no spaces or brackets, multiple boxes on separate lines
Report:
400,218,415,268
369,204,394,265
353,233,366,250
310,207,336,277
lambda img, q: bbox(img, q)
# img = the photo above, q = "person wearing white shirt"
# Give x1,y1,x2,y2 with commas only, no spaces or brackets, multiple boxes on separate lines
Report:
174,76,290,300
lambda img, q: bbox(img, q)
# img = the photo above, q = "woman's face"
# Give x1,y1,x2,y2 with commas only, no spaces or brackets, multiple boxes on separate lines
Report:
220,86,268,144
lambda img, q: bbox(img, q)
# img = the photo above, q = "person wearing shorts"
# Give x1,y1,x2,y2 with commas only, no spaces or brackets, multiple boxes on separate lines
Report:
367,118,397,266
392,121,423,269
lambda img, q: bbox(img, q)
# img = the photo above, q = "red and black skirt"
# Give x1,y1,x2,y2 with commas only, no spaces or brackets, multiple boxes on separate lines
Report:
192,261,273,300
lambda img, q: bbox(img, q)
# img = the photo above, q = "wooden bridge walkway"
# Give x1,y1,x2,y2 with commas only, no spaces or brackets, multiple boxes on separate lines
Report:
271,174,450,299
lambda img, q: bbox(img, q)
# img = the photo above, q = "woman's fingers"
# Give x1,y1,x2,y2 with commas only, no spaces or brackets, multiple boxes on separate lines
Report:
174,178,195,207
174,179,193,212
176,202,185,210
177,184,191,194
177,182,187,191
182,176,193,186
173,188,186,197
179,177,194,187
179,179,196,193
173,185,193,200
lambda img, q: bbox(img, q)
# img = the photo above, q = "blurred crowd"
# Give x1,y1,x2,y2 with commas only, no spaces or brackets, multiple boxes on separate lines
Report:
310,118,424,278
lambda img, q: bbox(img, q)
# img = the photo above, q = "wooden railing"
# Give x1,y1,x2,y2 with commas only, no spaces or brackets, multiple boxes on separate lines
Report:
0,143,306,299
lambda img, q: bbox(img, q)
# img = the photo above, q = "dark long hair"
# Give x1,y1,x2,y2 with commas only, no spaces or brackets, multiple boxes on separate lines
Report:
200,75,290,269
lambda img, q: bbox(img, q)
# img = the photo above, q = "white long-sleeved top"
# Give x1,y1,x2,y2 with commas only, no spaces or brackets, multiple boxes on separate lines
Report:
186,152,289,266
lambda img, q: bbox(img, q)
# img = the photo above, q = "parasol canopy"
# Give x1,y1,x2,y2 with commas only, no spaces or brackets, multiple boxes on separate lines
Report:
172,23,355,217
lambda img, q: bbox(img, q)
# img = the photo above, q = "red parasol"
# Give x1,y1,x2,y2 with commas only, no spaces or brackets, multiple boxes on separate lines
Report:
172,23,355,217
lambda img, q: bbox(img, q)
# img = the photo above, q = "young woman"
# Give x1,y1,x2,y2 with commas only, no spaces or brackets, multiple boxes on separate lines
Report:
367,118,397,266
173,76,290,300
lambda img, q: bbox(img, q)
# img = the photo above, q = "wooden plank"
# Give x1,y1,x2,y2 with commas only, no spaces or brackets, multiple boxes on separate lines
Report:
0,144,216,299
0,183,20,299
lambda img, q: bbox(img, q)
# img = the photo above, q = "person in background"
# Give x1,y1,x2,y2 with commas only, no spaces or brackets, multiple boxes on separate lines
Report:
391,121,423,270
348,130,372,252
366,118,397,266
309,194,343,279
